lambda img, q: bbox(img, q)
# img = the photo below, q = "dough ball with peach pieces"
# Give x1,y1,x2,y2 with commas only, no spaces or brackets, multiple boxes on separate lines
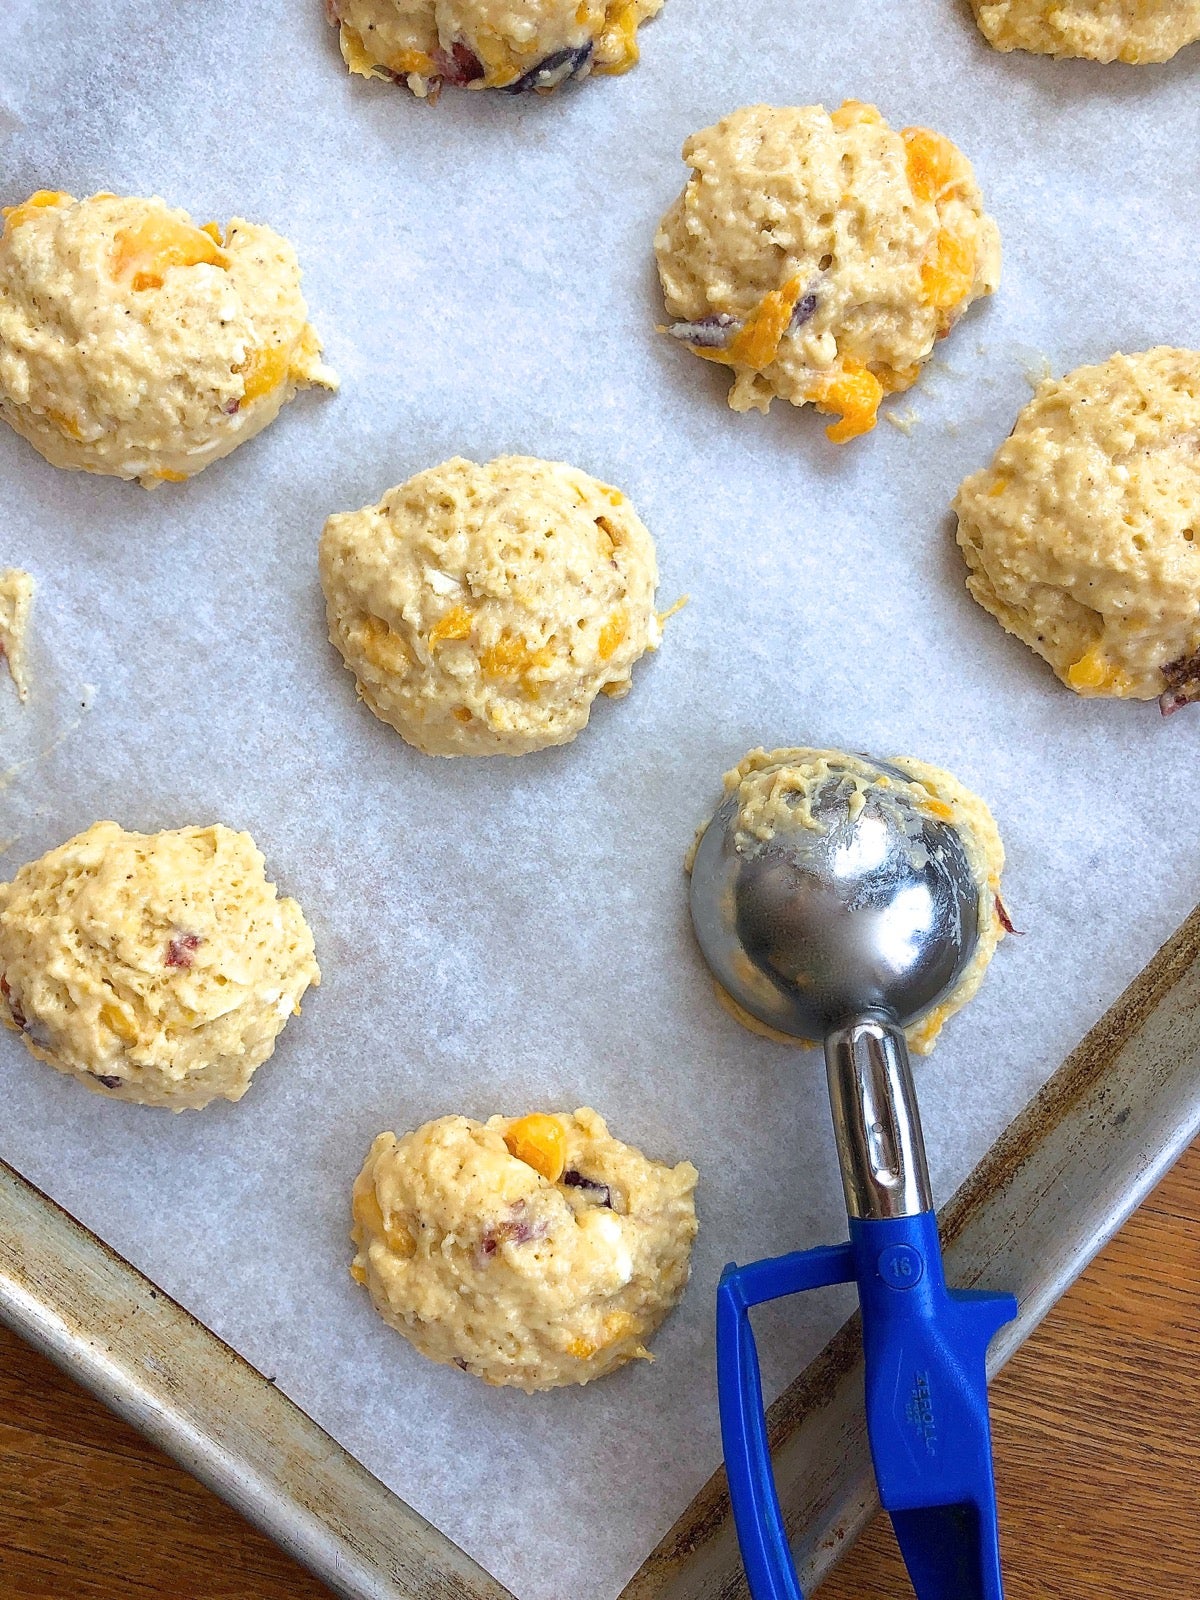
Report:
328,0,664,98
350,1108,699,1390
655,102,1000,441
0,822,319,1110
0,191,336,485
319,455,662,757
954,348,1200,711
970,0,1200,62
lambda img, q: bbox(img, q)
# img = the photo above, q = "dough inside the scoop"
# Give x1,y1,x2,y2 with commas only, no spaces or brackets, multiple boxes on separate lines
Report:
329,0,664,97
654,101,1000,440
351,1107,699,1390
0,190,336,486
320,455,662,757
693,749,1008,1055
0,823,319,1110
969,0,1200,62
953,348,1200,711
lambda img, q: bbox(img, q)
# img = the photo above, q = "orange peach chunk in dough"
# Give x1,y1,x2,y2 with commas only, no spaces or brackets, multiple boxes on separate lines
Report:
111,213,228,291
807,362,885,444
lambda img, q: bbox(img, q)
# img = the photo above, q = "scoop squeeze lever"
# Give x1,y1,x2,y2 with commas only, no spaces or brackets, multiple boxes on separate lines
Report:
689,752,1018,1600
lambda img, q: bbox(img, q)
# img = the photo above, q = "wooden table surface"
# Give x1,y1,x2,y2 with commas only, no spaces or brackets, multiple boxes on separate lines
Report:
2,1141,1198,1600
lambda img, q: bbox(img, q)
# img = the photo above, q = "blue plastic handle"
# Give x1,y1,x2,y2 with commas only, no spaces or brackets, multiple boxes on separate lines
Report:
717,1243,857,1600
716,1211,1017,1600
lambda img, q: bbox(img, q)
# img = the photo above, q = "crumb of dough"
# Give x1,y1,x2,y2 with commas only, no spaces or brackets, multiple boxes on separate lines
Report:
351,1107,698,1390
320,455,661,757
886,406,920,434
328,0,664,97
654,102,1000,440
692,748,1008,1054
0,569,33,702
0,822,319,1109
0,191,336,486
970,0,1200,62
953,348,1200,711
1018,349,1053,391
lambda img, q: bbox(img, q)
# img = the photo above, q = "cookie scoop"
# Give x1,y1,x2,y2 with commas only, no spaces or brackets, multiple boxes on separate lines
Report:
690,750,1016,1600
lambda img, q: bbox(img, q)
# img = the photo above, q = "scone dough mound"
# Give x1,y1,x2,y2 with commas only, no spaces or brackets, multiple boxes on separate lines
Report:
954,348,1200,710
328,0,663,96
0,823,319,1109
698,749,1007,1054
320,455,661,757
655,102,1001,440
0,190,336,485
970,0,1200,62
351,1107,699,1390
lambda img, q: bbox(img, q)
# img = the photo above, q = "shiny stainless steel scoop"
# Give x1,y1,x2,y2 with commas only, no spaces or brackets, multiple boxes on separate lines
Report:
691,752,1015,1600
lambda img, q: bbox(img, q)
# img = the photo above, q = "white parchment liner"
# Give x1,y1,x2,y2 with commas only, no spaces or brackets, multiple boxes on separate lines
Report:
1,3,1197,1596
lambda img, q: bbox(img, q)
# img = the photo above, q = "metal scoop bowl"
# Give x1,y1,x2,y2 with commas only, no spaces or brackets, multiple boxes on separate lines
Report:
691,753,1016,1600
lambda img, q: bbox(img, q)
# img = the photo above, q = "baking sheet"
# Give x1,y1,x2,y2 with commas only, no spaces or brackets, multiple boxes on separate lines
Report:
1,5,1197,1598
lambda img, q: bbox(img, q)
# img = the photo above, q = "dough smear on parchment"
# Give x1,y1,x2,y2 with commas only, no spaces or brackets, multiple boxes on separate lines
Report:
0,823,319,1109
655,101,1000,441
692,748,1009,1055
320,455,663,757
0,568,33,702
0,190,336,486
954,348,1200,712
351,1107,698,1390
328,0,664,97
970,0,1200,62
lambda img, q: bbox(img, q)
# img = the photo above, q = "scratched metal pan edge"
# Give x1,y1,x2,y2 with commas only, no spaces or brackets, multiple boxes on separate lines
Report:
4,903,1198,1600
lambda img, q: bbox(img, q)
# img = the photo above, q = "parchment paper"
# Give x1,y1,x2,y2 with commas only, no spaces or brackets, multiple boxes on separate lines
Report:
1,4,1197,1596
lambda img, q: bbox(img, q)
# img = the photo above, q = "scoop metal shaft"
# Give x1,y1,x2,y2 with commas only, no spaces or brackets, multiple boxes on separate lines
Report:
827,1017,932,1221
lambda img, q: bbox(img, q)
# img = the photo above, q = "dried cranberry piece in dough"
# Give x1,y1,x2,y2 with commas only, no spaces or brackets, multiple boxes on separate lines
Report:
1159,646,1200,717
505,42,593,94
165,932,202,969
0,975,27,1031
562,1169,614,1208
432,41,485,86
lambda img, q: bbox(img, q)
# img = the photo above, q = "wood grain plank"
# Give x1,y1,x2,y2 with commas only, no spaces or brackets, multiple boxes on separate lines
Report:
0,1319,334,1600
